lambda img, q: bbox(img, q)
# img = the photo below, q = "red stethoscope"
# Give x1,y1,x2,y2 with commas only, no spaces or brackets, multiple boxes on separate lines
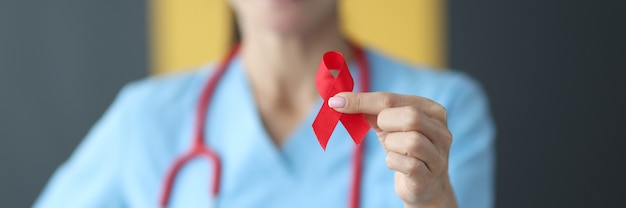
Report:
159,42,371,208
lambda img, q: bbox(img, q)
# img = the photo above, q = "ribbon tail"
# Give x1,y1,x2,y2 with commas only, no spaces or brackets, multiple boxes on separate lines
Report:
312,103,341,150
340,114,371,145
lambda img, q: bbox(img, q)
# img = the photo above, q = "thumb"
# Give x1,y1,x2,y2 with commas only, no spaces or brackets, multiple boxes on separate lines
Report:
328,92,384,132
328,92,394,115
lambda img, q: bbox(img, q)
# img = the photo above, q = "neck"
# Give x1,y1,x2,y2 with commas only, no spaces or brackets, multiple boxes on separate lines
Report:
239,18,352,106
233,11,352,146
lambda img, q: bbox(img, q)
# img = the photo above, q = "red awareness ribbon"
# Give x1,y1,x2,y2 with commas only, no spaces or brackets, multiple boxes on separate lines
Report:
312,51,371,150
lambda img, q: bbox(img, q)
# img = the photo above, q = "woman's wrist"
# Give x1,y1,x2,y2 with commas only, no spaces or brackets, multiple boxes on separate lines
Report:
404,176,458,208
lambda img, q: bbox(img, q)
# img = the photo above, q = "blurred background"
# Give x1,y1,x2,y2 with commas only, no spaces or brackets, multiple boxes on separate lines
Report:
1,0,625,207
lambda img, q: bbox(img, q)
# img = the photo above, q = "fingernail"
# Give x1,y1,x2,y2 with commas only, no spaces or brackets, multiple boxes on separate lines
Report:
328,97,346,108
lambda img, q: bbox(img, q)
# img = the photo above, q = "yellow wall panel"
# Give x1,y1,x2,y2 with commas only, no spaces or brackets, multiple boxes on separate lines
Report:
150,0,231,74
341,0,446,68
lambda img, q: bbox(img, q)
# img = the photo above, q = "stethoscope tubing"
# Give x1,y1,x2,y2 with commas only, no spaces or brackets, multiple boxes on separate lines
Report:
159,43,371,208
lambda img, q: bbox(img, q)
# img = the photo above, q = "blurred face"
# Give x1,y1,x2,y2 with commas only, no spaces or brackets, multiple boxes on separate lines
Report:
229,0,339,35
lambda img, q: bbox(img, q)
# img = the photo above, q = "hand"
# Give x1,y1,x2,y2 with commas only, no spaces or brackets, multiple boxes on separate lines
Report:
330,92,458,208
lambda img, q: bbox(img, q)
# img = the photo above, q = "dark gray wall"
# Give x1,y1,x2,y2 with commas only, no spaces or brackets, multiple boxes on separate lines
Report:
0,1,146,207
448,1,626,207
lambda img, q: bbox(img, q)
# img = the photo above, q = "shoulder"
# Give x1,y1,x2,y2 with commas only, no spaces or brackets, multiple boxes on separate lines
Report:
103,63,217,155
365,48,486,106
104,63,216,133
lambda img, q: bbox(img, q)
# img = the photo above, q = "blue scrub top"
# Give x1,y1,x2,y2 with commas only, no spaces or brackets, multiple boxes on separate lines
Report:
35,49,495,208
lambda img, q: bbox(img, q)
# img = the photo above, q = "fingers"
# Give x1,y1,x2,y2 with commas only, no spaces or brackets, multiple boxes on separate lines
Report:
378,106,452,148
329,91,452,180
386,151,431,177
384,132,444,174
330,92,447,122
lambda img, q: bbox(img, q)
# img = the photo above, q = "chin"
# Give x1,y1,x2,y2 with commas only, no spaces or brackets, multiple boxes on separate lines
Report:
262,8,334,35
267,18,313,34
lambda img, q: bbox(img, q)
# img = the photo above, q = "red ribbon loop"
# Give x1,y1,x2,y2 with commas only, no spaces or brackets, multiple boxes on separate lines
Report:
312,51,371,150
